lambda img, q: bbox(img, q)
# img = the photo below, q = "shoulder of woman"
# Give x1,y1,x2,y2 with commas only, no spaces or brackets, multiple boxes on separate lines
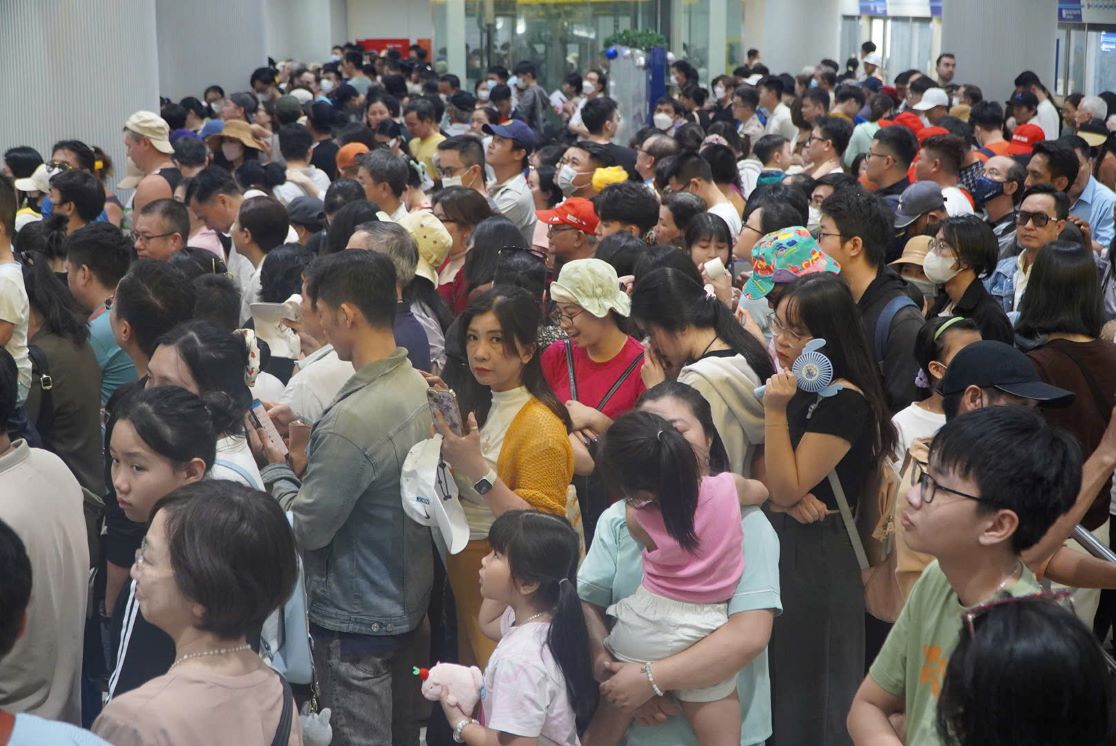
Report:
513,398,570,435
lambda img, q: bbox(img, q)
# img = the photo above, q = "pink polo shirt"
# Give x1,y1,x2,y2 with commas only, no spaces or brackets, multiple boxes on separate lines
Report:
637,472,744,604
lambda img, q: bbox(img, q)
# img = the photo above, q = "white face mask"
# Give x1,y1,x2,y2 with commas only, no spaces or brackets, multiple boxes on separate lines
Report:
407,82,423,95
583,80,595,95
908,277,937,299
508,75,520,90
441,175,463,188
388,138,400,151
653,112,674,131
714,85,726,100
221,141,245,162
807,205,822,230
330,54,341,62
319,79,334,94
921,252,960,285
486,79,497,90
478,88,490,102
556,164,581,196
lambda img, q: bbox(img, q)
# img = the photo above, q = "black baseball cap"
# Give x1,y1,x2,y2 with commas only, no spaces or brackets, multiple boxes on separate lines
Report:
939,340,1073,405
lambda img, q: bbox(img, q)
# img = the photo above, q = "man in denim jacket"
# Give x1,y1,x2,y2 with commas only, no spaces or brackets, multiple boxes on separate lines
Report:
258,250,433,746
985,185,1067,314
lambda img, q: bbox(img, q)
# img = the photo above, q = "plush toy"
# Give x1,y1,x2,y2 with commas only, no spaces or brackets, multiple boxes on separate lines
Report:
415,663,484,718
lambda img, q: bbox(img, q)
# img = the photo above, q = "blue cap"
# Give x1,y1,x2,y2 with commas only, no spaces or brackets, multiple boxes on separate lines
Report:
170,128,201,145
199,119,225,140
482,120,536,152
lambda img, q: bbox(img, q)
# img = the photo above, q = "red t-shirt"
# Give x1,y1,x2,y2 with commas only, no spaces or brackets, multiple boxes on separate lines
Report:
541,336,646,419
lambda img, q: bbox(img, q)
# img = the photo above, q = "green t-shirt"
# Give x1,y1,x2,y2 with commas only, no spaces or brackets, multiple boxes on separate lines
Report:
578,502,782,746
868,559,1040,745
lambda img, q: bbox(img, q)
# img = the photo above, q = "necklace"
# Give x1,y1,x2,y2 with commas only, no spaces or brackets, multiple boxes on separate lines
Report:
696,333,719,361
990,559,1024,598
517,611,550,626
170,644,252,670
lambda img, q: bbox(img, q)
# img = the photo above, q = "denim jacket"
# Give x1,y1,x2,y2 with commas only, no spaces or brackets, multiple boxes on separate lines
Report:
984,255,1018,314
262,349,433,636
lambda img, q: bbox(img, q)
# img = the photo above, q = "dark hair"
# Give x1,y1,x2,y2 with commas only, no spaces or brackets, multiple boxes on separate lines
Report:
463,217,526,292
0,515,31,659
228,91,260,121
20,255,89,345
701,143,743,189
403,97,437,124
185,166,240,205
802,87,831,111
599,410,701,551
49,169,105,222
114,261,197,357
685,213,732,263
920,134,967,176
913,316,980,396
150,481,298,640
815,115,854,157
595,232,648,277
753,134,788,165
868,93,894,122
655,96,685,117
909,76,937,96
969,100,1005,131
139,198,191,242
192,274,240,332
636,380,730,473
661,192,707,238
936,596,1110,746
1016,241,1103,338
325,200,380,255
237,196,289,253
593,181,659,235
581,97,619,136
305,249,397,328
489,83,512,104
681,84,708,109
276,123,313,162
168,247,228,280
204,84,226,99
732,85,759,111
3,146,43,180
0,346,15,427
173,137,208,169
154,321,252,434
665,151,714,187
632,268,775,381
260,243,314,304
633,244,703,285
835,84,866,108
63,222,132,289
437,135,485,171
492,247,547,301
335,123,376,150
1031,141,1081,188
454,287,571,431
873,125,919,167
432,186,494,228
51,140,96,172
359,150,408,198
367,91,402,119
1020,183,1070,219
929,406,1081,552
179,96,209,121
114,385,222,472
323,178,366,217
819,185,892,266
234,161,283,194
939,215,999,279
160,102,187,131
673,123,706,154
780,273,897,461
937,117,974,148
486,510,597,729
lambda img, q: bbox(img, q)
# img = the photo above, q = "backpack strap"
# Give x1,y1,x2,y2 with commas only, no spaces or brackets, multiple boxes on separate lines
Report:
564,340,579,403
271,672,293,746
595,353,644,411
828,471,869,571
874,295,918,371
213,457,264,490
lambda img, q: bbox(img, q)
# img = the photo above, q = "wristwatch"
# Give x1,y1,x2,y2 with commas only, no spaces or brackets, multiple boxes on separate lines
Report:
453,718,479,743
473,468,498,495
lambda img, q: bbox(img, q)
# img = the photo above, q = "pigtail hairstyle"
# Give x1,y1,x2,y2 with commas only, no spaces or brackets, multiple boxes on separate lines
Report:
598,410,701,551
488,510,598,731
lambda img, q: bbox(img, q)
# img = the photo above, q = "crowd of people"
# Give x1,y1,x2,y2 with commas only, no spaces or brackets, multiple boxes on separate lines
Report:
3,37,1116,746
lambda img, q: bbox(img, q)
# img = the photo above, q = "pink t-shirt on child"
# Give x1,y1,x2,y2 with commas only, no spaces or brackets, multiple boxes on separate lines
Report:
636,472,744,603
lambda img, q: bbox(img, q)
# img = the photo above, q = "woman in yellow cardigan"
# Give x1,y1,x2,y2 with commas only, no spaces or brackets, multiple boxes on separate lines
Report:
435,285,574,667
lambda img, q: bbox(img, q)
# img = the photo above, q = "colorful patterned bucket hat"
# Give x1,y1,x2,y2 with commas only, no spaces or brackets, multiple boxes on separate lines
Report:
743,226,841,300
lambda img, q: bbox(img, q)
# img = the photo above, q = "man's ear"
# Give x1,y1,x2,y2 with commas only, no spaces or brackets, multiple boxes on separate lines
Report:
977,508,1019,549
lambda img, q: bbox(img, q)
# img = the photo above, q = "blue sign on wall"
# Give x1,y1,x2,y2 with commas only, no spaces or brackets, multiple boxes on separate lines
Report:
1059,0,1083,22
929,0,942,16
859,0,888,16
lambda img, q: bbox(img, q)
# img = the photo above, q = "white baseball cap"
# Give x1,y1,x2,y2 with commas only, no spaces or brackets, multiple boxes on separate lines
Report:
401,435,469,556
914,88,950,111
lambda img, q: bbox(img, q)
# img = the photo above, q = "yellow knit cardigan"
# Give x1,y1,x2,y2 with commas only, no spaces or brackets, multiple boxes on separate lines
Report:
495,397,574,516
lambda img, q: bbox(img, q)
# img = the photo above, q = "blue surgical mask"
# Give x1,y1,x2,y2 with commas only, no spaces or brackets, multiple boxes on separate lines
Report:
971,175,1006,206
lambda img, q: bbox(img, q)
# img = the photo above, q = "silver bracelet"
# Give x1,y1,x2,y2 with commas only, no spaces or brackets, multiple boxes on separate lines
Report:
453,718,479,743
642,661,665,697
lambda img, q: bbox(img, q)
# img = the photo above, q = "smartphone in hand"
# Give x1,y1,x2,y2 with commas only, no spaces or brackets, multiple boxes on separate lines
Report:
427,387,464,437
250,399,288,457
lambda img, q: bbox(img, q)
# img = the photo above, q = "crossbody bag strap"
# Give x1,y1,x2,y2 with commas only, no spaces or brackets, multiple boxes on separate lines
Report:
594,352,644,411
828,471,869,571
271,672,293,746
564,339,579,403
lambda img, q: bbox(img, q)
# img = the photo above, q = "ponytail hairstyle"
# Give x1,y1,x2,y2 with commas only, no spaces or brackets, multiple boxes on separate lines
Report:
154,321,253,435
598,410,701,551
631,267,776,381
114,385,222,472
487,510,597,731
913,316,980,397
637,381,730,475
454,286,572,432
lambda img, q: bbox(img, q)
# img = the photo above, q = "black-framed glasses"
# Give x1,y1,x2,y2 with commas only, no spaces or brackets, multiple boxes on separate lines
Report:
817,231,843,241
133,231,176,244
913,461,985,504
555,305,585,324
864,150,889,161
1016,210,1055,228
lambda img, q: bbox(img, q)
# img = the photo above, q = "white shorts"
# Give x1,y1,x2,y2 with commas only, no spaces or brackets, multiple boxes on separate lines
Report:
604,585,735,702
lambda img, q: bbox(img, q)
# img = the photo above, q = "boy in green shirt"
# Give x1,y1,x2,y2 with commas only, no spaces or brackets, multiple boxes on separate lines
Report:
847,406,1082,745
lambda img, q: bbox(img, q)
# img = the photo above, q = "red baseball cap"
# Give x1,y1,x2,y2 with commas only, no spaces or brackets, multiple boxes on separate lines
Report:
917,126,950,143
536,197,599,235
890,111,925,137
1007,123,1045,156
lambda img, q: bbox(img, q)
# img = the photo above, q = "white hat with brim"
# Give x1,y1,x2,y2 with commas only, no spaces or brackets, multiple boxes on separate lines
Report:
125,110,175,154
548,257,631,318
913,88,950,112
14,163,51,193
401,435,469,556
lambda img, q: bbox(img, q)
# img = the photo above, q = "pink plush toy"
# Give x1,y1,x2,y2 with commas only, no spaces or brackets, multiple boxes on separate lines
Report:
414,664,484,717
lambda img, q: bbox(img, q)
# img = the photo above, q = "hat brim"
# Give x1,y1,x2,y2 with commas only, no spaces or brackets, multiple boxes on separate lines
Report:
13,177,42,192
549,281,631,318
912,100,937,112
994,381,1075,406
1081,131,1108,148
742,274,775,300
150,139,175,154
415,260,437,285
893,210,921,229
1006,142,1034,156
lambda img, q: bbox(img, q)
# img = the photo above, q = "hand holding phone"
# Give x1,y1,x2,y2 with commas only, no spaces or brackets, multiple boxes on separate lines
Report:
427,387,464,437
250,399,288,458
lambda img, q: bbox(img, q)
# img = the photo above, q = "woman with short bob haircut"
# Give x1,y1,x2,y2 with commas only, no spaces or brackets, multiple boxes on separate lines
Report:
925,215,1013,344
94,481,301,745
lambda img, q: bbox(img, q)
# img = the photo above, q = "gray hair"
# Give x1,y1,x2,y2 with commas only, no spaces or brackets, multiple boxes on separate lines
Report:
351,221,417,287
1080,95,1108,121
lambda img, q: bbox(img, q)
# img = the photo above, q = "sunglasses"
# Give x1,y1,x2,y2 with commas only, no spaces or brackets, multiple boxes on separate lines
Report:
1016,210,1057,228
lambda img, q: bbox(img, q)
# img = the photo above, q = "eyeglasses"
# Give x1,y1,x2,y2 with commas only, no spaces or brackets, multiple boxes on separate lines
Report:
864,150,889,161
1016,210,1056,228
740,223,764,236
962,589,1074,638
807,135,829,146
556,305,585,324
927,238,957,257
817,231,843,241
768,312,809,341
547,224,578,236
913,461,985,504
134,231,176,244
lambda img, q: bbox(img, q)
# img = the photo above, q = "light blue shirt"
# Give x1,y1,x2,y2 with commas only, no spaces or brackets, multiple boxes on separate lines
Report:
1070,176,1116,249
88,309,136,406
578,502,782,745
10,713,111,745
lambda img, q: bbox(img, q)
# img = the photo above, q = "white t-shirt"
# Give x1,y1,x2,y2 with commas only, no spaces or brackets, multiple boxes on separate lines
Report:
482,607,578,745
279,344,355,423
272,166,332,206
942,186,975,217
0,261,31,404
1036,98,1060,142
891,403,946,464
707,200,743,237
